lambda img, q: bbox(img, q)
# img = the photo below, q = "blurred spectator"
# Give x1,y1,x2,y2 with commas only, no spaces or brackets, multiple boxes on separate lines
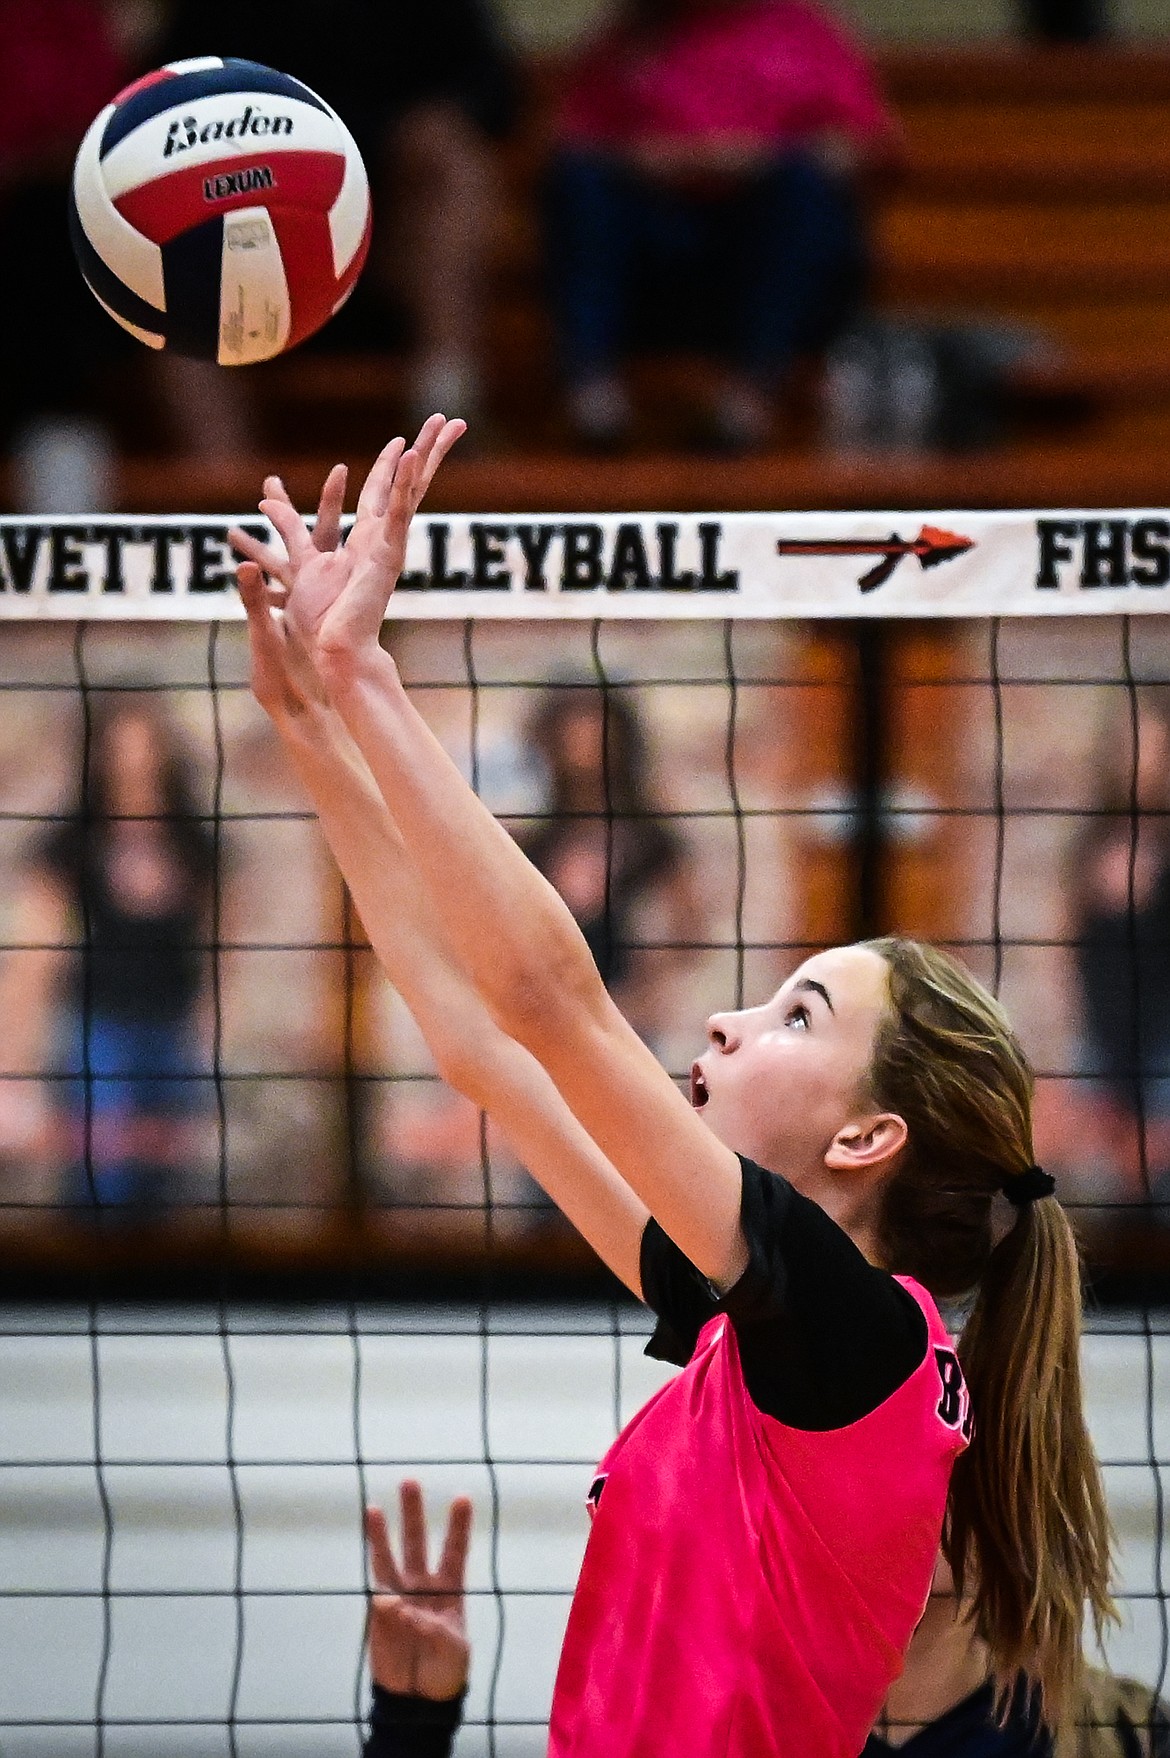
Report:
519,683,702,1042
158,0,521,430
0,0,131,511
0,693,217,1214
357,1495,1170,1757
379,681,701,1215
1069,693,1170,1208
546,0,898,451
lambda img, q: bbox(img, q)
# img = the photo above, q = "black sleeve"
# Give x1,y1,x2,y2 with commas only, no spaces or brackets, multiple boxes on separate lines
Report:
363,1685,465,1758
640,1155,928,1430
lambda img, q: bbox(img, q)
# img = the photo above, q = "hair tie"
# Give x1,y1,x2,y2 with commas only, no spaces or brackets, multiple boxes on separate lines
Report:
1001,1164,1056,1207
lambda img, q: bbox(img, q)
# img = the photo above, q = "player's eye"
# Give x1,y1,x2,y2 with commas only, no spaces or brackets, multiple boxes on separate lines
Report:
785,1004,810,1031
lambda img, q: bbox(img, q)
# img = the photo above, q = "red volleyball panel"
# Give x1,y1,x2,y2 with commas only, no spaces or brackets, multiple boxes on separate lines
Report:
113,68,176,107
114,151,347,246
268,206,349,349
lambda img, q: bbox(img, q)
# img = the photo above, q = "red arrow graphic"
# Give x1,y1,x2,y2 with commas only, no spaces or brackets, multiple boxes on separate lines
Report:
775,525,975,592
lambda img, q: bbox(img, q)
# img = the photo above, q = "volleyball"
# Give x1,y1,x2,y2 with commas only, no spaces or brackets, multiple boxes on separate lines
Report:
68,57,371,366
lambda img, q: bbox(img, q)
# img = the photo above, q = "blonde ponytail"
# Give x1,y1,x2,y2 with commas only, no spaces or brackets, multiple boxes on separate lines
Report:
865,938,1116,1729
949,1197,1114,1725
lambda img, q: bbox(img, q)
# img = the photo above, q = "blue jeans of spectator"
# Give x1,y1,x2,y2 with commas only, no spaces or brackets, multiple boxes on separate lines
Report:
59,1012,205,1210
545,147,868,387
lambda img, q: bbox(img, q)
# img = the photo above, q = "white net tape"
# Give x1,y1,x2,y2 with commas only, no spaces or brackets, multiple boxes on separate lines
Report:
1,511,1168,618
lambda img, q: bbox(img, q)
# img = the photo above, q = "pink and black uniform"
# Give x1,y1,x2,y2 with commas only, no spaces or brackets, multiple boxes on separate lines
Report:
552,1155,969,1758
362,1155,969,1758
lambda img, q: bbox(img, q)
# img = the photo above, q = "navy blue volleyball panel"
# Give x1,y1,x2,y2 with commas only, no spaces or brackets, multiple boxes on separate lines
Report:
99,60,329,159
161,217,226,358
67,187,169,338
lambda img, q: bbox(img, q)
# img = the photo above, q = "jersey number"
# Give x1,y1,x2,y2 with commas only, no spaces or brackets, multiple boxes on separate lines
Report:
934,1347,973,1439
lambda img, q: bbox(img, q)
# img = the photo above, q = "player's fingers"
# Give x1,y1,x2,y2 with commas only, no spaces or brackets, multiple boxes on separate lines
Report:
365,1506,405,1595
415,418,466,499
313,464,348,553
399,1480,430,1581
235,560,267,617
370,1591,411,1626
236,562,289,631
259,493,313,565
385,447,423,533
356,438,406,526
260,474,296,524
227,526,292,586
408,413,447,472
370,1596,436,1658
436,1497,473,1596
371,454,422,577
236,565,297,709
369,1592,424,1656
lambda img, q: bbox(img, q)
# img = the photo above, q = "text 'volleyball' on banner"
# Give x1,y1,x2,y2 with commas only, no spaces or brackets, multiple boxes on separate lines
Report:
2,511,1170,618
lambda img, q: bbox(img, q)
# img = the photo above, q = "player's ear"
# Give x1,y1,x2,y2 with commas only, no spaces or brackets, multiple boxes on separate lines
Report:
824,1112,907,1174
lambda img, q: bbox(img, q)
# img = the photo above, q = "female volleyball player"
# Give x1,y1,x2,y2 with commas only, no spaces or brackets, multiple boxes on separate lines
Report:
230,419,1114,1757
356,1489,1161,1758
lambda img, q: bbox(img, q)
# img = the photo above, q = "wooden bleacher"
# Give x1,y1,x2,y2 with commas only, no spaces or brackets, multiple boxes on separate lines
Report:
88,43,1170,517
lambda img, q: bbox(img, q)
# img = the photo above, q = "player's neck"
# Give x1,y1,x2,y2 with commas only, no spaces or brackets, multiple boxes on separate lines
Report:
811,1162,895,1270
843,1216,887,1268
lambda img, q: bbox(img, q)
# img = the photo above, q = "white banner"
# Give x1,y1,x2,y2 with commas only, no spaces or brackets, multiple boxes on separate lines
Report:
1,511,1169,618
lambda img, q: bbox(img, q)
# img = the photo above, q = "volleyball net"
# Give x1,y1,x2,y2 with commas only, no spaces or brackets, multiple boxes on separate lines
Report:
1,509,1169,1755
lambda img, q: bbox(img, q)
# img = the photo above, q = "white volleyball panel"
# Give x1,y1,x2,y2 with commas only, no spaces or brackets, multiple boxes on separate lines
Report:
161,56,226,74
325,110,370,277
102,94,345,199
72,105,167,310
217,206,291,365
88,283,166,349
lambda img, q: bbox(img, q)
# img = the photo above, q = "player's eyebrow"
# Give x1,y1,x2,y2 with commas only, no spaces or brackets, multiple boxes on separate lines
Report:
794,978,835,1015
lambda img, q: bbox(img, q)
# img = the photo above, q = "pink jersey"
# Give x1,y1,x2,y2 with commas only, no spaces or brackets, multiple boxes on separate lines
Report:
558,0,894,155
549,1277,968,1758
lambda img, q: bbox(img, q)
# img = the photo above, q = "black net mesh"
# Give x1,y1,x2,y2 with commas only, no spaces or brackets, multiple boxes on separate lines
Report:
0,600,1168,1753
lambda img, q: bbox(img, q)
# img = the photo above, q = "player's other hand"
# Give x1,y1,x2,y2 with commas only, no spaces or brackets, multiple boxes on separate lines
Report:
365,1481,473,1702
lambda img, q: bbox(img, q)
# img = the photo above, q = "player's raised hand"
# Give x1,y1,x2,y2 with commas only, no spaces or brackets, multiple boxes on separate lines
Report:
313,415,465,679
365,1482,473,1701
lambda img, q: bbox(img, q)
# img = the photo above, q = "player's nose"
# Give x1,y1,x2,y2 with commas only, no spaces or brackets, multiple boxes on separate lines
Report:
706,1012,743,1052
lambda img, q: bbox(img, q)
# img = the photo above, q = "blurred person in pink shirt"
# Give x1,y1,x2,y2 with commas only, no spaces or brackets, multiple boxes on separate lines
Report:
546,0,899,451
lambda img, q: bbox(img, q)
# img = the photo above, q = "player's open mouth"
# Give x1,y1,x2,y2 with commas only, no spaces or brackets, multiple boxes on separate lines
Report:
690,1064,709,1109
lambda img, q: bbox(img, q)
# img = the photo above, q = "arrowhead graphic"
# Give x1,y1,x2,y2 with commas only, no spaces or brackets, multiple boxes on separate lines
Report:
775,525,976,592
914,526,975,570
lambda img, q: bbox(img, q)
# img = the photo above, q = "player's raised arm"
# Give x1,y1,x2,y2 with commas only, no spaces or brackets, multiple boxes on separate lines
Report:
238,423,749,1292
231,490,649,1297
239,435,1115,1751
